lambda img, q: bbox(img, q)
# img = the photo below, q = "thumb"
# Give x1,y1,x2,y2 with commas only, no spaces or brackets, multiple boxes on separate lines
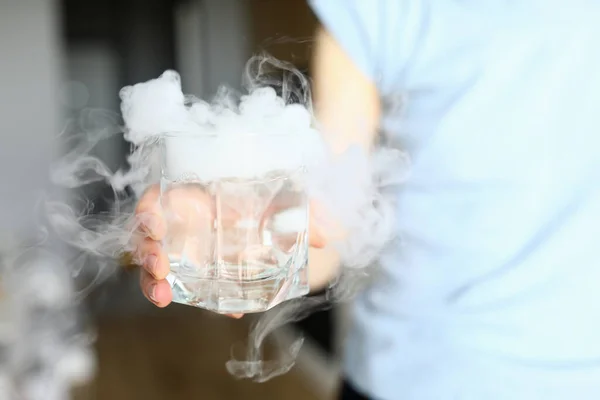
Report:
135,184,166,240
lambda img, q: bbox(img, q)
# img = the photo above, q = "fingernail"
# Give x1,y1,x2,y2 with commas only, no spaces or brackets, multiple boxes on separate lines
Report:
145,254,158,274
142,215,160,237
148,284,158,302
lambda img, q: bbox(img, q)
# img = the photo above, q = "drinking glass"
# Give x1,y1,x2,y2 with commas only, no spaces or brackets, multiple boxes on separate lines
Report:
160,133,310,314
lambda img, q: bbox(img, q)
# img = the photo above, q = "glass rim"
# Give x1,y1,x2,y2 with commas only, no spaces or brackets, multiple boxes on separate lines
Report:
161,164,308,184
159,130,309,139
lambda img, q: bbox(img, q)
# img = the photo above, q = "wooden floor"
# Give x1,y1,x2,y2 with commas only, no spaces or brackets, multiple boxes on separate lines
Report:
73,305,329,400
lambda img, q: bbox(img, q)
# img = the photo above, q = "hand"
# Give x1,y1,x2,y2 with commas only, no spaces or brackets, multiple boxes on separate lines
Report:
132,183,327,316
130,184,238,317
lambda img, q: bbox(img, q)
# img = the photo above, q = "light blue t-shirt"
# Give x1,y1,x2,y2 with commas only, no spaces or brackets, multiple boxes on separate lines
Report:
309,1,600,399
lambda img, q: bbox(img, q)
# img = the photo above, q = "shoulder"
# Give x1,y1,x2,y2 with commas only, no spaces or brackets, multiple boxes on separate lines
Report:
308,0,430,94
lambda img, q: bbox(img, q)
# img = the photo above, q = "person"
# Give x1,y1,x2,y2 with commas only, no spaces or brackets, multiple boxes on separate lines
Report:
134,1,600,399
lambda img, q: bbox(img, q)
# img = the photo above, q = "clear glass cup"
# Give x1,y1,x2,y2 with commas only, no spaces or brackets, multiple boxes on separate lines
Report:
160,133,310,314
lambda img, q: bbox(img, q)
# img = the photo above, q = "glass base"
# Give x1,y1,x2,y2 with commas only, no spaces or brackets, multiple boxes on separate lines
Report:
166,258,309,314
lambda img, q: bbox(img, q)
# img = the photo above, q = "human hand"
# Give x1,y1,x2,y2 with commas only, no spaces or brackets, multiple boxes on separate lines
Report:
131,184,241,317
131,184,327,316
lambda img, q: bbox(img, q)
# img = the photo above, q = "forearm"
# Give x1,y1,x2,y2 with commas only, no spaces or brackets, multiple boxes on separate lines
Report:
311,26,381,153
306,26,381,293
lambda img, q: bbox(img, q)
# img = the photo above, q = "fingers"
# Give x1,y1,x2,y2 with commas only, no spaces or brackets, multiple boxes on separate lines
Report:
140,269,173,308
135,184,166,240
134,184,170,308
139,267,244,315
136,237,170,280
309,211,327,249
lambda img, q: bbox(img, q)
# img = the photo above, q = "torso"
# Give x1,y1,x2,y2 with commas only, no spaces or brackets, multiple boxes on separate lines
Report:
343,2,600,398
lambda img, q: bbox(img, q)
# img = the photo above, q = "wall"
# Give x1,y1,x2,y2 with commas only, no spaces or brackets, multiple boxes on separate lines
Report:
0,0,64,240
175,0,252,97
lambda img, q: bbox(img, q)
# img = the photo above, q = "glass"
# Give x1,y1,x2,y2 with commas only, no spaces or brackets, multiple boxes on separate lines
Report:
160,133,310,314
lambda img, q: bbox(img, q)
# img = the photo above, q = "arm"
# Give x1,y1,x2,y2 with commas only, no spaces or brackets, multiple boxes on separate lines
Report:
307,26,382,292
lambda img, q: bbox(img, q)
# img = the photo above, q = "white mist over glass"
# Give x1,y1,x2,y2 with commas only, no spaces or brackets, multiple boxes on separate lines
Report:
160,132,313,314
109,66,406,381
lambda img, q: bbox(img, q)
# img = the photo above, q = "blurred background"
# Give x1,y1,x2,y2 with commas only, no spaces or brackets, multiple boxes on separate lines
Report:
0,0,344,399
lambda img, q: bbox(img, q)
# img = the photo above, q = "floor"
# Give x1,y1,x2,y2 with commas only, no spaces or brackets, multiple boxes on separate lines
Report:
73,304,332,400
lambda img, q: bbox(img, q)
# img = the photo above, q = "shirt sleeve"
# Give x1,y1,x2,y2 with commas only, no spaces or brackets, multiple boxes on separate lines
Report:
308,0,413,94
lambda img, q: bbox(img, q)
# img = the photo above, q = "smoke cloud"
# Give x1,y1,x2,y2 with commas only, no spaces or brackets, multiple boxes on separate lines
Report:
2,54,409,389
